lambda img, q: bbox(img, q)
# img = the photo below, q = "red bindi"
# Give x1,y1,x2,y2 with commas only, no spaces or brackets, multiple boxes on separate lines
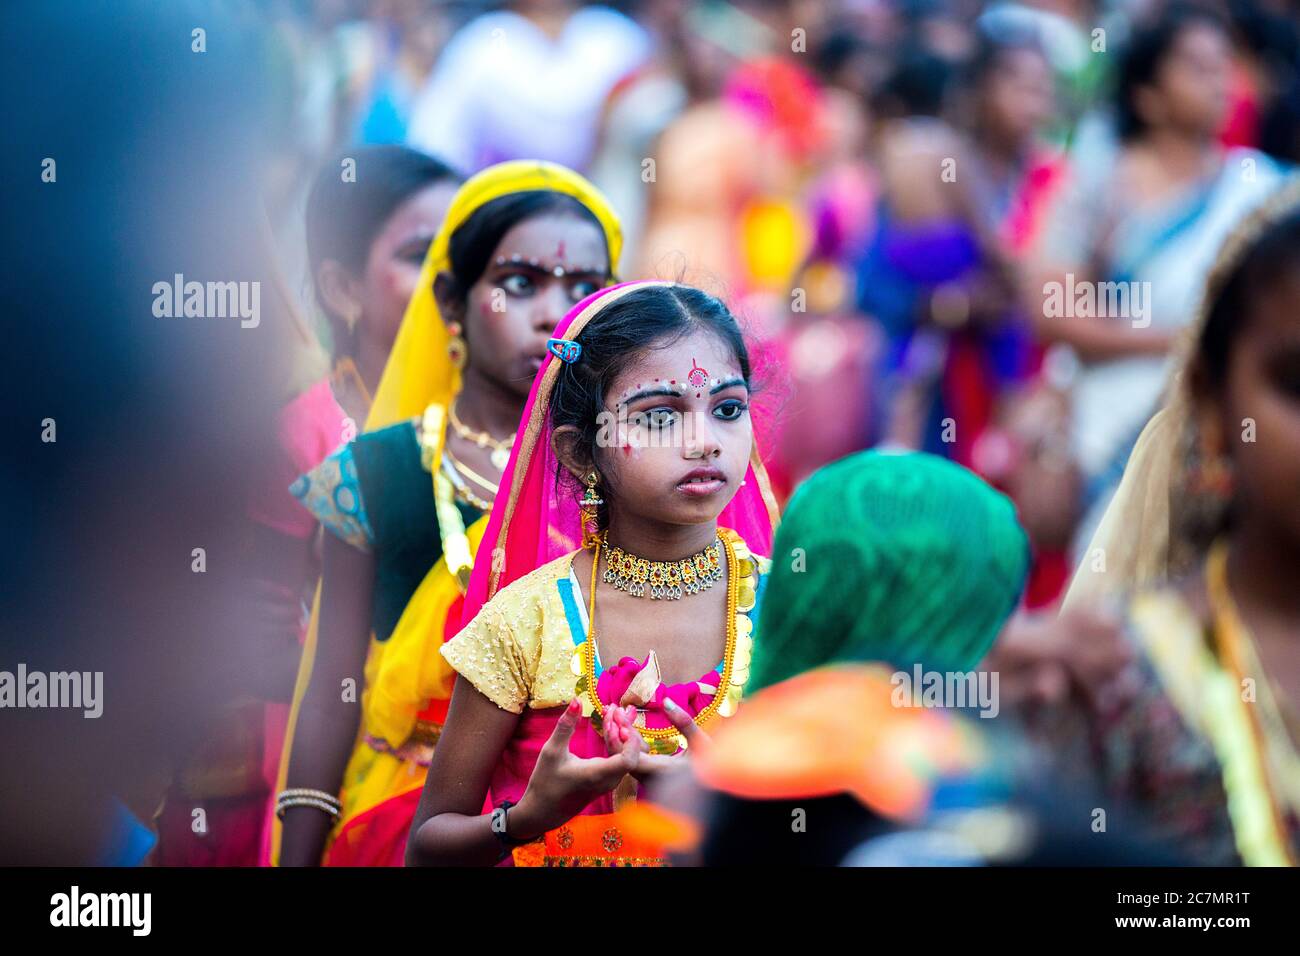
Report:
687,358,709,388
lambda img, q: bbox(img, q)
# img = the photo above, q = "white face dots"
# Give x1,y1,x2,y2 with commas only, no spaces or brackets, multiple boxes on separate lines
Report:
492,253,600,279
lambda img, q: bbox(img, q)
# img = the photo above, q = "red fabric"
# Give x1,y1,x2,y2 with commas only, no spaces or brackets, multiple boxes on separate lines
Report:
942,333,993,469
724,57,827,163
1219,60,1260,149
323,786,424,867
1023,549,1070,611
1001,153,1067,254
153,791,267,867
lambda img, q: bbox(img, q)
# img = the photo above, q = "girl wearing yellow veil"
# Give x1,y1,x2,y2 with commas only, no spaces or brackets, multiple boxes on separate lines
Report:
276,161,623,866
1058,178,1300,865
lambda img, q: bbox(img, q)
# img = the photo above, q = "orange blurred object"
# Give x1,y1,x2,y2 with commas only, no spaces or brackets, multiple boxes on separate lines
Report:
694,665,981,822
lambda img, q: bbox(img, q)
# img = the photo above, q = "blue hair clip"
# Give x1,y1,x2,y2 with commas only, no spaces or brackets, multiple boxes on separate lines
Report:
547,338,582,364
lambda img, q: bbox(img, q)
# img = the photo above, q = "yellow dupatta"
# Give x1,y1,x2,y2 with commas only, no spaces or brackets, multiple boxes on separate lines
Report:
364,160,625,431
1130,542,1298,865
272,161,624,864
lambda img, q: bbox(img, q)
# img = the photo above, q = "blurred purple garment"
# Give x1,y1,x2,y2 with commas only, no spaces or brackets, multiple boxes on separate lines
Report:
881,219,981,285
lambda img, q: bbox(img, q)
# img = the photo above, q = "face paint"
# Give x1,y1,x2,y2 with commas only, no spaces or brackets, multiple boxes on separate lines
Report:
687,358,709,388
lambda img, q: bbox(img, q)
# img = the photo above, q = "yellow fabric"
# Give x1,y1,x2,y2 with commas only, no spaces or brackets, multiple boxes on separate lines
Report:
327,513,490,832
443,535,769,717
1130,581,1295,866
1061,406,1176,611
364,160,625,432
271,411,476,863
366,514,489,745
271,585,326,865
739,198,809,292
441,552,582,714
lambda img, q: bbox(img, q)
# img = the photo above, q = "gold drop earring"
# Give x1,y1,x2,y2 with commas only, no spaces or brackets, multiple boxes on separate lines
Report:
1194,425,1234,499
579,472,603,549
446,320,467,370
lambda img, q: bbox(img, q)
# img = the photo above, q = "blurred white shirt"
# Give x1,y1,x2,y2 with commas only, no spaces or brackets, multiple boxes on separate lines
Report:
406,7,651,174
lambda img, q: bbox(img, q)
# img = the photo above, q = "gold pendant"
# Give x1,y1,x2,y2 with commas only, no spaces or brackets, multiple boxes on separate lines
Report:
490,446,510,470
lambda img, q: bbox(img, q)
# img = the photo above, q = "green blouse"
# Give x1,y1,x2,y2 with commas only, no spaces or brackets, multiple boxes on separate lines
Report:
292,418,480,641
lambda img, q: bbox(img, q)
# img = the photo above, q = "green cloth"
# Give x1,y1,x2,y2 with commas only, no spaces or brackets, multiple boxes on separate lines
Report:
352,422,479,641
749,450,1029,691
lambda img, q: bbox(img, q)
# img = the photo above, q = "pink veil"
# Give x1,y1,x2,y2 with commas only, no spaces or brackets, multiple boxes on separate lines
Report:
460,280,780,626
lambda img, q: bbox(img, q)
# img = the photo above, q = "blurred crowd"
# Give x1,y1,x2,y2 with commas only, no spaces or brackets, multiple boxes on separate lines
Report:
260,0,1298,595
6,0,1299,868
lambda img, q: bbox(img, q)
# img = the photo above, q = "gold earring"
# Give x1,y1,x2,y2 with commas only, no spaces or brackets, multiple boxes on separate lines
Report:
446,320,467,370
343,304,360,334
1195,428,1234,499
579,472,603,549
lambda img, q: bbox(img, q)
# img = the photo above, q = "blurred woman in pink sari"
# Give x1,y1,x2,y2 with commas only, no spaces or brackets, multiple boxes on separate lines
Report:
151,146,459,866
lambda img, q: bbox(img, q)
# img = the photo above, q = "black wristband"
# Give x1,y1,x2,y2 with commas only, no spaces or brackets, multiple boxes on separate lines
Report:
490,800,525,860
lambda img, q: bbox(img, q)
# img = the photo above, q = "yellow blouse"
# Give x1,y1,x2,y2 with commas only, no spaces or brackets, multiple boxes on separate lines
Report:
442,553,581,714
442,531,770,717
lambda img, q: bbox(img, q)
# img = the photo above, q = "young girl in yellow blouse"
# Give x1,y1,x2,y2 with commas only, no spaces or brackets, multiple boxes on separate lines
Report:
407,281,779,865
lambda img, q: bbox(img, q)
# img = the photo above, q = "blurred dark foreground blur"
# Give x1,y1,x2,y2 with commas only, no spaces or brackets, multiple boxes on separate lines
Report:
0,1,301,864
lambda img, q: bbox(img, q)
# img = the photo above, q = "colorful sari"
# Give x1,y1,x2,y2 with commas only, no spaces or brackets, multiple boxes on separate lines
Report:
442,280,780,865
1058,177,1300,865
1045,542,1299,865
271,161,624,866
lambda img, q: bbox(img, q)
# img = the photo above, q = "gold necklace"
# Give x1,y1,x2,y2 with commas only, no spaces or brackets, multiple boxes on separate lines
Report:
444,447,501,496
573,528,758,754
449,397,514,470
1205,540,1298,865
600,531,723,600
331,356,373,414
439,456,493,512
419,404,476,592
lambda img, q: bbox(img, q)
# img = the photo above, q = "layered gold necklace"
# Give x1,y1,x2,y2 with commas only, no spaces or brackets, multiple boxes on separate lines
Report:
449,397,514,470
600,530,723,600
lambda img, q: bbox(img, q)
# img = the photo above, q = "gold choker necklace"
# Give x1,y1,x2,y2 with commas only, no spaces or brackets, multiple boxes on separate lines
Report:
600,531,723,600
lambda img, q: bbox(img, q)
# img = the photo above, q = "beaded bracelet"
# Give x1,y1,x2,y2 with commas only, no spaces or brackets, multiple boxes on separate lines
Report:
276,788,341,822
